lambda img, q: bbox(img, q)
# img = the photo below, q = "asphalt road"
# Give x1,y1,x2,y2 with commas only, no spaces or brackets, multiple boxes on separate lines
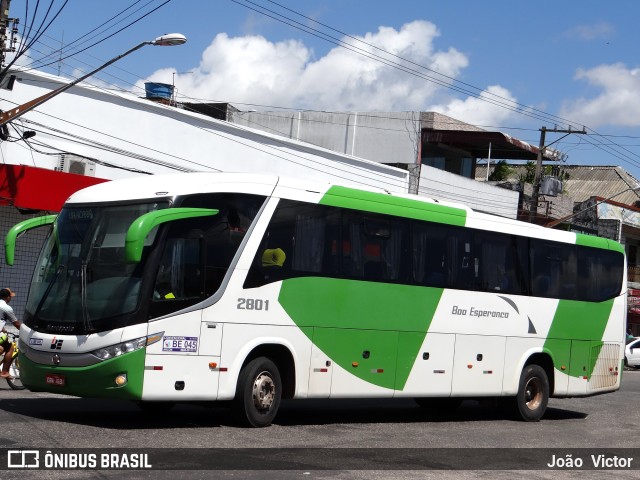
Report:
1,369,640,479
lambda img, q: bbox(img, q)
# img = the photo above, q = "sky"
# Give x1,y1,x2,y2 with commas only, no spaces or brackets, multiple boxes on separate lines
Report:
7,0,640,179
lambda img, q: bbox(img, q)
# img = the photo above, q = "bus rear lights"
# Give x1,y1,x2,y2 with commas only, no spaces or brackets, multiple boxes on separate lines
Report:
114,374,128,386
370,369,384,374
209,362,218,369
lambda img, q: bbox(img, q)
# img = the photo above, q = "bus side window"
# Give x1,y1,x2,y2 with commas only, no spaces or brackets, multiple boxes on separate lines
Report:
244,200,296,288
530,241,577,299
153,236,202,301
412,222,447,287
578,246,624,302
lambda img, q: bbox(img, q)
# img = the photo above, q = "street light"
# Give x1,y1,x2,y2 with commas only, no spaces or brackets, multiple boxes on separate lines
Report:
0,33,187,128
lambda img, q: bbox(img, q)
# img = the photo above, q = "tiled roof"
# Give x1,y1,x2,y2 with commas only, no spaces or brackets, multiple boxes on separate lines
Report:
476,164,640,205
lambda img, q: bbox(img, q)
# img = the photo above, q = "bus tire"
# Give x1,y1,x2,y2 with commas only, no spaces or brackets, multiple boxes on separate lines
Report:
512,364,549,422
7,356,25,390
234,356,282,428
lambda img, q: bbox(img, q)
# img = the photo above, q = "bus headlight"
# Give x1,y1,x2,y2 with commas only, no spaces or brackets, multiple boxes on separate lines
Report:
91,332,164,360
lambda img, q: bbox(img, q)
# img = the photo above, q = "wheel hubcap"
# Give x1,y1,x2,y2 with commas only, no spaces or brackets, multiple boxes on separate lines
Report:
524,377,542,410
252,371,275,411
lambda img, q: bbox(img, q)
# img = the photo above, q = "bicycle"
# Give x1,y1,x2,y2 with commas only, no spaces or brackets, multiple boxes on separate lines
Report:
1,331,24,390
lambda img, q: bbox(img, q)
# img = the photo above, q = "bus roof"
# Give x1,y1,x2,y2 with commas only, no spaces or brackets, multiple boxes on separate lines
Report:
63,172,623,253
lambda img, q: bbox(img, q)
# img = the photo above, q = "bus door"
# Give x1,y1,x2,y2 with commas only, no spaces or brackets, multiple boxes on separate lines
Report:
142,222,220,400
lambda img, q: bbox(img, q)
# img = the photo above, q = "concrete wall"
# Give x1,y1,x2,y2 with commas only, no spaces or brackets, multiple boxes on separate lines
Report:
229,110,421,165
418,165,519,219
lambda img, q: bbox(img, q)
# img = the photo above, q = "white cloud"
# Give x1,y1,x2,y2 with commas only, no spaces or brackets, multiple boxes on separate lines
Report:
560,63,640,127
430,85,519,127
141,20,518,125
565,22,615,41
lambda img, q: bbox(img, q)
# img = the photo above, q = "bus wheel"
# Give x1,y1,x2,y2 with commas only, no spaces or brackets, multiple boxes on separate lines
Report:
7,356,25,390
513,364,549,422
234,357,282,428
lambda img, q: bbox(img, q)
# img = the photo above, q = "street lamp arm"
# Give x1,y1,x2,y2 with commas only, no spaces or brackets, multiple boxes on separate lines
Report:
0,33,186,128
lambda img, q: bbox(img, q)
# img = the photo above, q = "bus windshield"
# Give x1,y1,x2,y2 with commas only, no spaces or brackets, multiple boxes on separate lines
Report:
25,202,167,333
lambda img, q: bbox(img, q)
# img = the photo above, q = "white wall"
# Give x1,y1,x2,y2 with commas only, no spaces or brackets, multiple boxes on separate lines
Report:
229,110,421,165
418,165,519,219
1,70,409,193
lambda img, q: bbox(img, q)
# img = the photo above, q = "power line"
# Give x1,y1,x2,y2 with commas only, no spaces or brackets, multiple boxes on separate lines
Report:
5,1,640,200
230,0,580,128
227,0,640,168
23,0,172,72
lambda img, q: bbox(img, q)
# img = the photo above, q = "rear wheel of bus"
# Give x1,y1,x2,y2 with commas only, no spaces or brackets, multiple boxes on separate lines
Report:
512,364,549,422
234,356,282,427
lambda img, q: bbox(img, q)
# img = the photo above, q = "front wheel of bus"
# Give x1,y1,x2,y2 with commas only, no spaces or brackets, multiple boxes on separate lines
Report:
513,364,549,422
7,355,25,390
234,357,282,428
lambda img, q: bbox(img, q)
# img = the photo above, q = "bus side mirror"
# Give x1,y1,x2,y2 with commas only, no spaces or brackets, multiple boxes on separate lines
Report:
124,208,218,263
4,214,57,265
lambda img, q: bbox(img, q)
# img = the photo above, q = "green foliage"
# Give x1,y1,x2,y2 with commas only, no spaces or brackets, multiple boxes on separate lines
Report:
518,161,537,185
488,160,514,181
517,162,570,186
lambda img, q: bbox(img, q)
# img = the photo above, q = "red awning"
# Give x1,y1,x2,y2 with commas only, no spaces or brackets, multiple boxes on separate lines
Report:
0,164,108,212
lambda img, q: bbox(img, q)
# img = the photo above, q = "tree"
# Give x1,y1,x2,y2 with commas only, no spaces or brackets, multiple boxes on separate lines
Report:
488,160,514,181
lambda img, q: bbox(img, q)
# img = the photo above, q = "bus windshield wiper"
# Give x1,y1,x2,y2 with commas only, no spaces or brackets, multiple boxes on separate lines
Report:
33,264,66,318
80,262,95,332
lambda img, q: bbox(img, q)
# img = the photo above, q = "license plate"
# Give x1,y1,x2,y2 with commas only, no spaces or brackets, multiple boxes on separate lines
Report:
45,373,66,387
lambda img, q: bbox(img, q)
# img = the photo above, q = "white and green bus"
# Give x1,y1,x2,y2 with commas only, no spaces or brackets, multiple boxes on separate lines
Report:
6,173,625,427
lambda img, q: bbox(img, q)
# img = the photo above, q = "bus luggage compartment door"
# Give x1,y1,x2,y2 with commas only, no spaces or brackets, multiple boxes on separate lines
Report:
451,334,506,396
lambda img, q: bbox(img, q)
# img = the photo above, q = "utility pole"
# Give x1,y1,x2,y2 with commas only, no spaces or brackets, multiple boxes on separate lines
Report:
528,126,586,223
0,0,11,68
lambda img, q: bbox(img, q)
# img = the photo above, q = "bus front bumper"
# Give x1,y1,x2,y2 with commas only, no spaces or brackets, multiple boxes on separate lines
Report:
19,348,145,400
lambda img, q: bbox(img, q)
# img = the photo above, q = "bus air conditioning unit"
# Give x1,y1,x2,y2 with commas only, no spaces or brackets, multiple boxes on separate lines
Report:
56,154,96,177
